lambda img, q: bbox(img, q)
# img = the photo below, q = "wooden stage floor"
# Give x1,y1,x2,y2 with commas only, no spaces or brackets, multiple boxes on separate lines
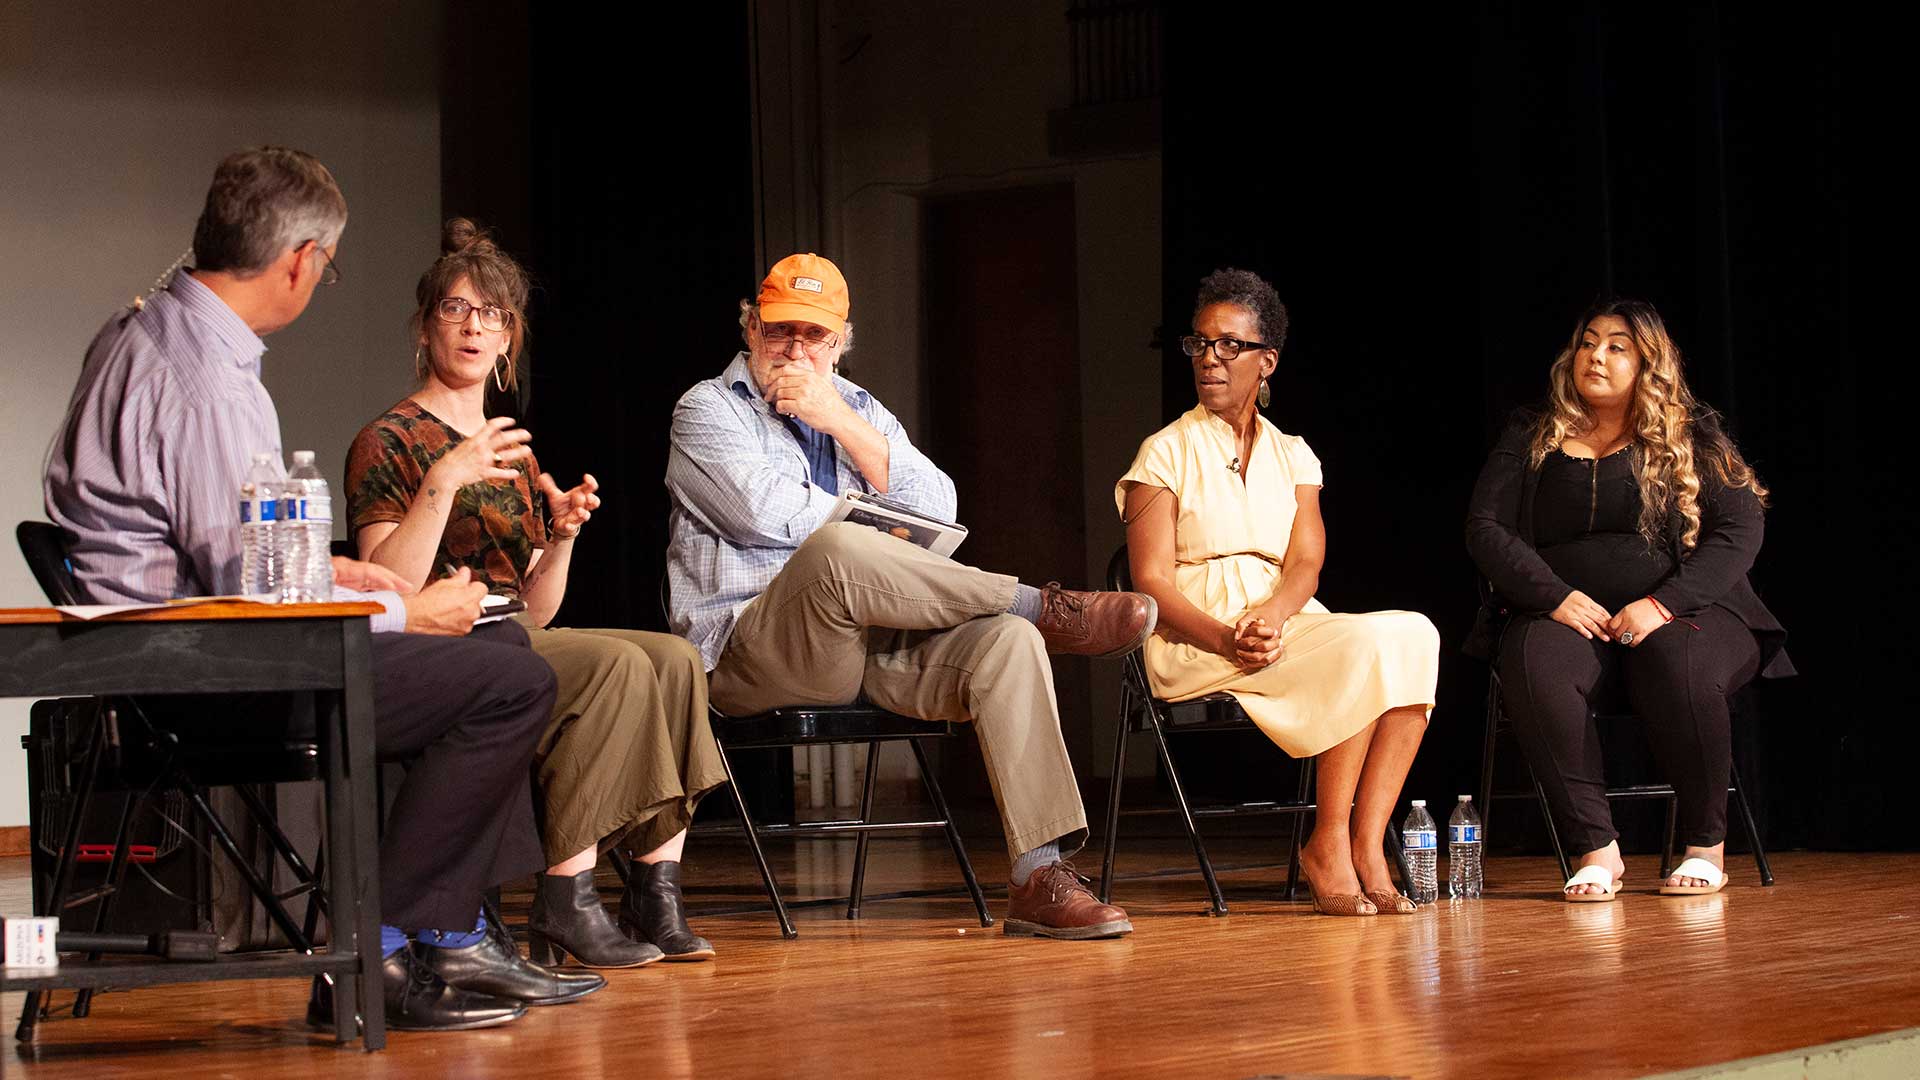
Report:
3,838,1917,1079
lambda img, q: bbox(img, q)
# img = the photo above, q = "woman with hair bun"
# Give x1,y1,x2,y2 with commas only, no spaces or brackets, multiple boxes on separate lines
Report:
1465,297,1792,901
346,219,726,968
1118,268,1440,917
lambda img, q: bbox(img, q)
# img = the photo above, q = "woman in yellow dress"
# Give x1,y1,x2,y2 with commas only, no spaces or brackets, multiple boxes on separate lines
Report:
1117,268,1439,916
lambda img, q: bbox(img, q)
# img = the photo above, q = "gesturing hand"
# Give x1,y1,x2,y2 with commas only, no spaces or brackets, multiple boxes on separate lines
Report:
763,365,852,431
1231,614,1286,671
402,567,488,636
538,471,601,540
1549,589,1613,641
330,556,417,596
426,416,533,491
1605,597,1666,648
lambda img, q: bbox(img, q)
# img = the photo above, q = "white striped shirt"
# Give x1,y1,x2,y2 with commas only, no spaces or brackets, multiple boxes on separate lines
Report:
43,272,405,631
665,353,957,669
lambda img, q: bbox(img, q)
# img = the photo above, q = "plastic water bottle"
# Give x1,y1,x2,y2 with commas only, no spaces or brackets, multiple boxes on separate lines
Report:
240,452,281,596
1402,800,1438,905
1449,795,1483,899
278,451,334,603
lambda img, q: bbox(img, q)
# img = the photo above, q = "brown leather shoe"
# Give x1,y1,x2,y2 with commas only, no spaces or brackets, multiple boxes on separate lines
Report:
1004,861,1134,940
1033,583,1156,658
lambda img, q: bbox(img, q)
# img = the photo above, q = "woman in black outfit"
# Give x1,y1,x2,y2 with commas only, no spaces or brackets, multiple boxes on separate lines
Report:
1465,298,1792,901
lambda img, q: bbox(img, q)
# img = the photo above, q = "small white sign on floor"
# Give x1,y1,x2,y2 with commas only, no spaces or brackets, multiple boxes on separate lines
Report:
3,916,60,968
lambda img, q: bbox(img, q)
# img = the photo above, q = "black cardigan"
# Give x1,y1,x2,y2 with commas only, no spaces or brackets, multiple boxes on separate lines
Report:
1463,407,1793,678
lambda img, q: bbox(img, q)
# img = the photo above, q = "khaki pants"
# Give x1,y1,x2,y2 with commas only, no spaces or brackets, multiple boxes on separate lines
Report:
523,625,726,865
709,522,1088,860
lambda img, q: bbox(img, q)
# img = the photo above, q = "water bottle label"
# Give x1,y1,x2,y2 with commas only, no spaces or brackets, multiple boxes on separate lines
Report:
304,494,332,524
1450,824,1480,844
241,498,277,523
287,498,307,521
1402,829,1436,851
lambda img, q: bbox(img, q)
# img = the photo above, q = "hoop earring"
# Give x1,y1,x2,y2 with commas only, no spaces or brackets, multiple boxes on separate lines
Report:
1257,378,1271,410
494,354,511,393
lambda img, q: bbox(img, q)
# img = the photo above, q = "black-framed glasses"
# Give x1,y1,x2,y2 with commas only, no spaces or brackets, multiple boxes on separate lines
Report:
435,297,516,332
1180,334,1272,361
314,245,341,287
761,324,840,355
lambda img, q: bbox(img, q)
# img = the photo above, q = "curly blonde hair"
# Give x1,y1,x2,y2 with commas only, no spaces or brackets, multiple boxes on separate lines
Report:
1528,298,1767,551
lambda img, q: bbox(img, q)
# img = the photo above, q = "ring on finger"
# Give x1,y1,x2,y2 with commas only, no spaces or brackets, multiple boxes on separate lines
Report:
1619,630,1635,646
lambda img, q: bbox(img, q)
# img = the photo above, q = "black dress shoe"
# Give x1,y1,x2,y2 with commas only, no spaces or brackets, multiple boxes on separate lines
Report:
620,860,716,961
419,918,606,1005
528,869,662,968
307,946,527,1032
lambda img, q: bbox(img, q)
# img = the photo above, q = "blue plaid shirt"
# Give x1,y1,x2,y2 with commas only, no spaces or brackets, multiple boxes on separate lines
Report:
665,353,958,669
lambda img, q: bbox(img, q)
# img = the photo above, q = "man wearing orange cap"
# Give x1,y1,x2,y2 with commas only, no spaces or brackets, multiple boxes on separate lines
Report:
666,253,1154,939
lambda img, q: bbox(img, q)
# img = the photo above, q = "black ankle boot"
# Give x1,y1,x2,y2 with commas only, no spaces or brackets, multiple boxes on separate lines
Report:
528,869,663,969
620,860,716,961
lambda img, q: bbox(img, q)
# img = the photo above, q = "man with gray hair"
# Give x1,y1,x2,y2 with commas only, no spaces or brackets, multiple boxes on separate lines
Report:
45,147,591,1032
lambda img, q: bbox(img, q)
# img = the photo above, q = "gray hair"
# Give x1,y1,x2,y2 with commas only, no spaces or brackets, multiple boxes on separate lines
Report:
738,299,855,354
191,147,348,277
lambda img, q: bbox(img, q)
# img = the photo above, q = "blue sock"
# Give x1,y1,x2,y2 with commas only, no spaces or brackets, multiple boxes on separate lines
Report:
1009,583,1044,623
379,925,410,958
419,910,489,949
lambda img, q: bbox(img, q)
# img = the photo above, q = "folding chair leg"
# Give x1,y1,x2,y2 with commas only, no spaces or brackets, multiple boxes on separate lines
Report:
1659,795,1678,882
847,741,881,920
911,739,992,928
1536,776,1572,883
18,702,110,1043
1148,709,1226,915
607,848,636,888
179,776,315,952
1385,823,1411,895
1286,757,1314,900
1478,681,1502,840
1098,697,1131,905
1730,762,1773,886
234,783,328,923
73,791,145,1019
714,740,796,939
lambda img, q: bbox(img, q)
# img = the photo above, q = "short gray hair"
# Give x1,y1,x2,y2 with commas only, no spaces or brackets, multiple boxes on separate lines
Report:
737,299,855,354
191,147,348,277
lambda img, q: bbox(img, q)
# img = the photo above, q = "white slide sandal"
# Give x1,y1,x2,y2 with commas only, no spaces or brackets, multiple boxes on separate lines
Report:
1562,863,1622,902
1658,856,1729,895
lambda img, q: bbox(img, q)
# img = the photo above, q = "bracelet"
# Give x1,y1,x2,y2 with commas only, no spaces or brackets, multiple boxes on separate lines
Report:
1645,595,1672,622
551,526,580,541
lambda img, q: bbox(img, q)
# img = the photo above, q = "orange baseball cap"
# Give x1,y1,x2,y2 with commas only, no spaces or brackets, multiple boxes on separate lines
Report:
757,253,849,335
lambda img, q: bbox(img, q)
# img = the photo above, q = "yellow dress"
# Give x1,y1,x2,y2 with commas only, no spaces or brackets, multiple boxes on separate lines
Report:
1115,405,1438,757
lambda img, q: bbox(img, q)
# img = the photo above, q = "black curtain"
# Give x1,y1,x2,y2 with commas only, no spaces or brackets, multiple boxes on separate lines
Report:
1166,5,1883,847
444,3,758,634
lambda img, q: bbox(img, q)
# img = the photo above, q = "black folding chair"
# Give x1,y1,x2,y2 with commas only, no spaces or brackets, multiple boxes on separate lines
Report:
14,522,336,1038
656,578,992,939
1477,664,1774,887
1097,544,1407,913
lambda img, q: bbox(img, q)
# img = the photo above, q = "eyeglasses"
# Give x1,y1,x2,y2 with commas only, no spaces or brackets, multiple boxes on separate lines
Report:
1181,334,1272,361
314,245,341,287
760,324,840,355
435,297,516,332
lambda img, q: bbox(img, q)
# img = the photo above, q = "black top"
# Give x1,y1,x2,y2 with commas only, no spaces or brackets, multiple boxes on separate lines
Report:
1463,407,1792,678
1534,447,1672,611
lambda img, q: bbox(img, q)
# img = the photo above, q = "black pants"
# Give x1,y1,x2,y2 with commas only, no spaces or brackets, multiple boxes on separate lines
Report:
370,620,555,931
1497,605,1760,856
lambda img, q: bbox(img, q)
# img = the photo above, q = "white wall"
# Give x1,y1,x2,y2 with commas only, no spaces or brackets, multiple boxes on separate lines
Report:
0,3,442,826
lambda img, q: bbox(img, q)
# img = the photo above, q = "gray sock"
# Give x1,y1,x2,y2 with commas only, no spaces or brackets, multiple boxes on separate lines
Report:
1008,583,1044,623
1010,840,1060,886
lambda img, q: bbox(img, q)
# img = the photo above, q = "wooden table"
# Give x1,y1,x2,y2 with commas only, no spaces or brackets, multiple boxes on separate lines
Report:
0,601,387,1049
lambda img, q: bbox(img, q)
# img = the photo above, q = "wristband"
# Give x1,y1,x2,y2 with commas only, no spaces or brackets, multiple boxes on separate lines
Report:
1645,596,1673,622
